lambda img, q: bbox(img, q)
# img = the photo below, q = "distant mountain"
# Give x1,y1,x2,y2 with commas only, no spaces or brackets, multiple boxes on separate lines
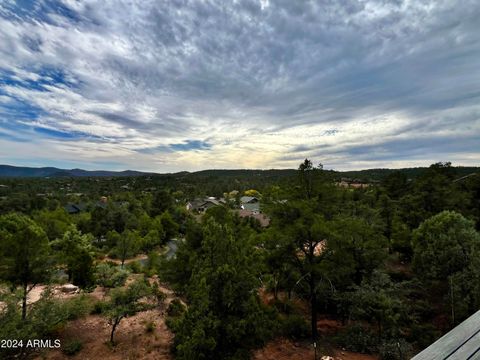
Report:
0,165,153,178
1,164,478,180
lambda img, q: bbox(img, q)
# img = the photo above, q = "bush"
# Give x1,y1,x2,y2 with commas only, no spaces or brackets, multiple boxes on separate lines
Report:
280,315,310,339
63,339,83,356
51,269,69,284
127,260,143,274
145,321,156,333
91,300,107,315
64,295,94,320
408,322,439,349
334,324,377,353
378,339,413,360
151,282,167,305
146,251,161,270
95,263,129,289
28,291,71,335
165,316,180,332
0,291,83,359
167,299,186,317
272,299,296,315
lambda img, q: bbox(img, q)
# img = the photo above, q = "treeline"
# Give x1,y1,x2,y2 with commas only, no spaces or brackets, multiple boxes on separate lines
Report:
340,165,479,182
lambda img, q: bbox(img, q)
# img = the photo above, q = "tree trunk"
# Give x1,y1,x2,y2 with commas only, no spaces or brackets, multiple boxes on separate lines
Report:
310,275,318,341
22,282,28,320
110,318,119,344
273,276,278,301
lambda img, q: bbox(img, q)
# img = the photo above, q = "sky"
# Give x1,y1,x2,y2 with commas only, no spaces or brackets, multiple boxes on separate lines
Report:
0,0,479,172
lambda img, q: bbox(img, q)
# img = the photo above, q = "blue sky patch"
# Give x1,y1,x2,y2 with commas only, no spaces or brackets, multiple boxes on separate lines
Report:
170,140,212,151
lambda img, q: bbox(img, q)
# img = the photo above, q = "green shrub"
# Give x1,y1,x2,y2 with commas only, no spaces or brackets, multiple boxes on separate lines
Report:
95,263,129,288
165,316,180,331
334,324,377,353
63,339,83,355
91,300,107,315
273,299,296,315
0,291,80,358
145,321,156,333
151,283,167,305
408,322,439,349
281,315,309,339
167,299,185,317
64,295,93,320
127,260,143,274
378,339,413,360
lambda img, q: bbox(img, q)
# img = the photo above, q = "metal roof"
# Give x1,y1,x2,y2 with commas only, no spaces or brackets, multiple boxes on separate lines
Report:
412,310,480,360
241,203,260,212
240,196,258,203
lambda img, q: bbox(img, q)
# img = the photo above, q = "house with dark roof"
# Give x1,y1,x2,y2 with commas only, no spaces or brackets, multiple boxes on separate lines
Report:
64,203,86,214
186,197,226,212
240,196,260,213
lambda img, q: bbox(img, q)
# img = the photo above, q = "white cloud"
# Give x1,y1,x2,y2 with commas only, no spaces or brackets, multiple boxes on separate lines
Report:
0,0,478,171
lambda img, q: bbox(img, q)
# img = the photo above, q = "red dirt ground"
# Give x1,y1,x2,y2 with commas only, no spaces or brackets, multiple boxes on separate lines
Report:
253,338,379,360
34,309,173,360
31,302,378,360
29,281,377,360
32,280,178,360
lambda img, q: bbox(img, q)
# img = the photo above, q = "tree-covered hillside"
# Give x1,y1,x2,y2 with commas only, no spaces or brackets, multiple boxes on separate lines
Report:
0,161,479,359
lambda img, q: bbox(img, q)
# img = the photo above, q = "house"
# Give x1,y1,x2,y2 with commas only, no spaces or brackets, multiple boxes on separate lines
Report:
336,180,369,189
241,202,260,212
240,196,259,204
240,196,260,212
64,203,86,215
66,193,84,197
186,197,226,212
95,196,109,209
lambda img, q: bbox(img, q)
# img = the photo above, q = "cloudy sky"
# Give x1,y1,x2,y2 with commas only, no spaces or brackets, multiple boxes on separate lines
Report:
0,0,479,172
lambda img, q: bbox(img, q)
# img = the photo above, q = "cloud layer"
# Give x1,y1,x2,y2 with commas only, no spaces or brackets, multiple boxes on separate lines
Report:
0,0,479,171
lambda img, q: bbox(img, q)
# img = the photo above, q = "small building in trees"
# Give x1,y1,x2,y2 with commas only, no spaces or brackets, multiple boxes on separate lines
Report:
240,196,260,212
64,203,86,214
240,196,259,204
186,197,226,212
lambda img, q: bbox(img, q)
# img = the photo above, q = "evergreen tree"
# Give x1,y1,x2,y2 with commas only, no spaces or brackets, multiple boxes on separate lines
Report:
51,226,95,288
0,213,52,319
172,218,274,359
